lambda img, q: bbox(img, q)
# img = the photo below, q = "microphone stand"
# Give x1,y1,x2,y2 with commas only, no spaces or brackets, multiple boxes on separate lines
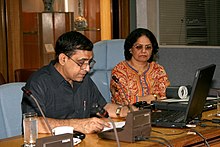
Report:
107,117,120,147
22,87,75,146
112,75,134,112
95,104,121,147
22,87,53,135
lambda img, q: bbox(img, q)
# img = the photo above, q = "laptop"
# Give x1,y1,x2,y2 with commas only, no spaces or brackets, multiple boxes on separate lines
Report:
151,64,216,128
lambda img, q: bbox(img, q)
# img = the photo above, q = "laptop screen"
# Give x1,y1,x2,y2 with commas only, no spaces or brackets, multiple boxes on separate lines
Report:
185,64,216,122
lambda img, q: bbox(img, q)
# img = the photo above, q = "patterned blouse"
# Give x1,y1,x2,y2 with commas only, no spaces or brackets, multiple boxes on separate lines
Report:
110,61,170,105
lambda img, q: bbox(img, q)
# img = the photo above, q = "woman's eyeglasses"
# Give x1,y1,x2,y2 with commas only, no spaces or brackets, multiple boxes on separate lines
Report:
133,44,152,50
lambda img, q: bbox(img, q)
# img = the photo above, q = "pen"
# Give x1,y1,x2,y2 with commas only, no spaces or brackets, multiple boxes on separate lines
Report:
83,101,86,111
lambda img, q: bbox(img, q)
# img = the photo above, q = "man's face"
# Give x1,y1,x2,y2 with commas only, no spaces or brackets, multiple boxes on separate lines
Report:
61,50,94,82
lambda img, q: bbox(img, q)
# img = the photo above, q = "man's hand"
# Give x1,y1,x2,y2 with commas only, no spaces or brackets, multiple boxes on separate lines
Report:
78,117,110,134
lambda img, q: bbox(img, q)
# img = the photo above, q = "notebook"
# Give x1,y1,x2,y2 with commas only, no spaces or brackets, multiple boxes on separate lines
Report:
151,64,216,128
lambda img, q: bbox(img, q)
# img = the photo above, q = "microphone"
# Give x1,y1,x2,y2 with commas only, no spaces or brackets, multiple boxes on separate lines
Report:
112,75,134,112
22,87,53,135
92,103,109,118
93,103,120,147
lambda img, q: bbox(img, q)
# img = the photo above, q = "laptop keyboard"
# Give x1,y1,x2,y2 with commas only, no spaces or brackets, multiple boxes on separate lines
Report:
151,111,185,123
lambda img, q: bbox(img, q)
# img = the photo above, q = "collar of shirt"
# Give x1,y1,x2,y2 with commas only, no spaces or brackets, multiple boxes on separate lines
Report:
48,60,67,88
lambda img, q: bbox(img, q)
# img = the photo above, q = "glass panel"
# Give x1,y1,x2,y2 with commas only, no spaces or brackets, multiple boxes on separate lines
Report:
159,0,220,46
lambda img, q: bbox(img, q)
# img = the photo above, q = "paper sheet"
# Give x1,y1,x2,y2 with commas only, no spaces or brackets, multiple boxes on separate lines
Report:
161,98,189,102
102,121,125,132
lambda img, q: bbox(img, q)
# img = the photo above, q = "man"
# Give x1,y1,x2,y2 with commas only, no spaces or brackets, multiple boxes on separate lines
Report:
21,31,133,134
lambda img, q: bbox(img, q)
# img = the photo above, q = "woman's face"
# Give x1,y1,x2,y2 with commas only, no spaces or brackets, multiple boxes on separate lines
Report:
130,35,153,63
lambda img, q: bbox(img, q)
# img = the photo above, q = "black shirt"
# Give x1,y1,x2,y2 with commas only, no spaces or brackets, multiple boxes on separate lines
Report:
21,60,107,119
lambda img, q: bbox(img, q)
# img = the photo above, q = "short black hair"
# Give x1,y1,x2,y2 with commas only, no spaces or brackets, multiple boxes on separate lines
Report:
124,28,159,62
54,31,93,62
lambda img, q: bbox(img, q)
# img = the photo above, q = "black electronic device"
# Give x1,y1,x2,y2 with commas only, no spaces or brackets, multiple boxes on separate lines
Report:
151,64,216,128
73,131,86,140
92,103,109,118
166,85,192,99
133,101,153,110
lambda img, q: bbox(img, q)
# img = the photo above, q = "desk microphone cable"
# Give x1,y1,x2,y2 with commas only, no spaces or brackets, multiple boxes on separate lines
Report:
152,129,186,136
135,136,173,147
190,129,210,147
199,123,220,128
199,119,220,128
201,118,220,124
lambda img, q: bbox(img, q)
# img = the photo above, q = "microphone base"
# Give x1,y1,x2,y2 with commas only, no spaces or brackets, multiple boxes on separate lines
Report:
98,109,151,143
36,133,74,147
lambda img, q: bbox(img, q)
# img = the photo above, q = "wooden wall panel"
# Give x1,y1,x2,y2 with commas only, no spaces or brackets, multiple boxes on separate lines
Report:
112,0,130,39
118,0,130,38
0,0,7,81
5,0,23,82
100,0,112,40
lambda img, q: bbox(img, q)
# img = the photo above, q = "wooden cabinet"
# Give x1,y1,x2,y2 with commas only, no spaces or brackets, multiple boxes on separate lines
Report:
2,0,109,81
22,12,41,68
22,12,74,68
39,12,74,65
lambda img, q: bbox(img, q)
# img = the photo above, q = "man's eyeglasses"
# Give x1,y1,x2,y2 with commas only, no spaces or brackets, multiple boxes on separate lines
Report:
133,44,152,50
66,55,96,69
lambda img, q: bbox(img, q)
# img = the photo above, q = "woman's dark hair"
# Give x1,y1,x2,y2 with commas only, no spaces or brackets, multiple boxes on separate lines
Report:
54,31,93,62
124,28,159,62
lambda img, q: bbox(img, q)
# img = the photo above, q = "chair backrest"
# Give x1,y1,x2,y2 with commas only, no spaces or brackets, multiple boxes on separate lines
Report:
90,39,125,102
14,68,38,82
0,72,6,85
0,82,26,139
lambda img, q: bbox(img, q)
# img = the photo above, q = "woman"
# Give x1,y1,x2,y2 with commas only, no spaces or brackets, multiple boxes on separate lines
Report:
110,28,170,105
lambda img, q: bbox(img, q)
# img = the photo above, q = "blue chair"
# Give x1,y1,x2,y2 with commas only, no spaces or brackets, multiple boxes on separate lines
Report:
90,39,125,102
0,82,26,139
